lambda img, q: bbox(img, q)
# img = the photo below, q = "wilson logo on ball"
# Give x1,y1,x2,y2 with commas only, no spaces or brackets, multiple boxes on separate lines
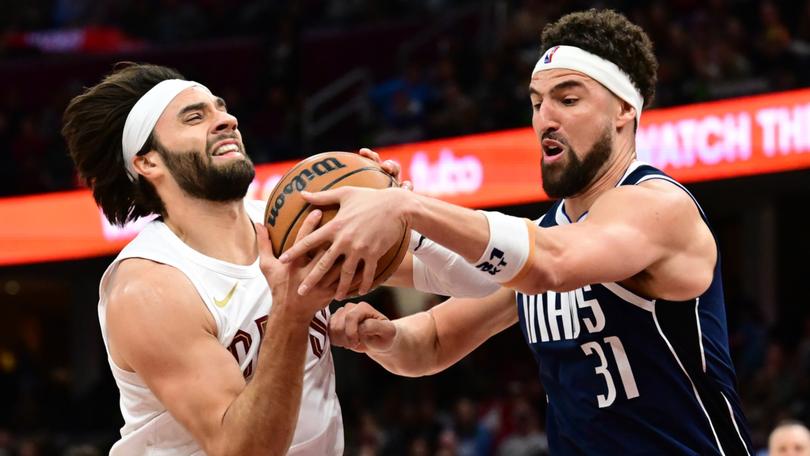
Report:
263,151,410,296
265,157,347,227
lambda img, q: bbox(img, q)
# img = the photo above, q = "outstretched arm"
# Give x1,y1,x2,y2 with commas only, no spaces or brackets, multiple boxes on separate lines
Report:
287,178,714,301
330,287,517,376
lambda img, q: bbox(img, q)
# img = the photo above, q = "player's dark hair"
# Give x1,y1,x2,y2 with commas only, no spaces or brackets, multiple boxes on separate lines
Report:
62,62,185,226
541,9,658,110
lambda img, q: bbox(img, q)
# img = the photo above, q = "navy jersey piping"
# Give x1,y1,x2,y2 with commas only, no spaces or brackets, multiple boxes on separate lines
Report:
621,164,752,455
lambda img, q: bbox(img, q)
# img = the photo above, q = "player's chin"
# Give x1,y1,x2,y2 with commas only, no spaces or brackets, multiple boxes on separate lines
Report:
213,154,255,171
541,156,565,175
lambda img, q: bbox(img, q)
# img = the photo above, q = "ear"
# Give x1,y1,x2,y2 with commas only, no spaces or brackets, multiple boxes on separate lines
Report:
615,99,636,130
132,151,163,180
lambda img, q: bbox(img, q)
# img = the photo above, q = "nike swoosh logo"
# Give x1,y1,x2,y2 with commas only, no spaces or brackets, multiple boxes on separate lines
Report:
214,282,238,308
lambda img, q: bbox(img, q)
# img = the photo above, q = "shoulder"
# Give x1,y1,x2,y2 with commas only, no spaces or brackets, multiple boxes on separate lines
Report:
585,178,710,257
106,258,215,335
109,258,191,302
590,178,700,226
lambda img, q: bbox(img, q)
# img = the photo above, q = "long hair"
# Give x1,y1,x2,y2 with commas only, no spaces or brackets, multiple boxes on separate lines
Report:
62,62,185,226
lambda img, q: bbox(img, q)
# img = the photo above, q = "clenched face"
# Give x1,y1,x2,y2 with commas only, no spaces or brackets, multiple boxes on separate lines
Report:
149,87,255,201
529,69,622,198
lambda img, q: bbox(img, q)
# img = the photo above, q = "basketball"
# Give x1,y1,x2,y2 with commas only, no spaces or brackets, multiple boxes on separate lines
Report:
263,151,410,294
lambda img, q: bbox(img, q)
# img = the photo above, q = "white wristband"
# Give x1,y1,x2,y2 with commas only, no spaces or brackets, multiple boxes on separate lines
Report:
472,211,531,283
410,231,500,298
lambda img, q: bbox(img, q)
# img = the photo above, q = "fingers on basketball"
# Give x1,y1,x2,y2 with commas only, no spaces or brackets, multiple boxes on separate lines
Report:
264,151,410,296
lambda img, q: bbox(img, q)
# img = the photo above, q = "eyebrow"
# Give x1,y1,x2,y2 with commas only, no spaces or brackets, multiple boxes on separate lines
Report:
529,79,587,98
177,97,228,118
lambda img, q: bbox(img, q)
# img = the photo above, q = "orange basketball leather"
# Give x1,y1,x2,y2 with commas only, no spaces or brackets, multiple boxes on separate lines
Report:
264,151,410,295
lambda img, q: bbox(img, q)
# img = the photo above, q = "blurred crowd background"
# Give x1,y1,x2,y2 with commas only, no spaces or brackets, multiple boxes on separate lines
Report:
2,0,810,197
1,0,809,455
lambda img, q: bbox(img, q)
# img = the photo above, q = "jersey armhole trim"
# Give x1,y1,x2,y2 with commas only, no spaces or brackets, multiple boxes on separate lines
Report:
635,175,707,219
107,255,226,340
601,281,655,312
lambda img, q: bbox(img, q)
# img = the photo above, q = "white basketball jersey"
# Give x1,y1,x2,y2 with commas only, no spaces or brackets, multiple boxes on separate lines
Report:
97,200,343,455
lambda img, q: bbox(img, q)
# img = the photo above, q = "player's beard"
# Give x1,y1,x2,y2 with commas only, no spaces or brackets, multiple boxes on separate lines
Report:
541,126,612,199
155,136,255,202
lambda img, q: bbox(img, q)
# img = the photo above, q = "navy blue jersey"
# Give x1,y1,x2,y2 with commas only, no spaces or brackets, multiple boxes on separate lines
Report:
516,162,752,455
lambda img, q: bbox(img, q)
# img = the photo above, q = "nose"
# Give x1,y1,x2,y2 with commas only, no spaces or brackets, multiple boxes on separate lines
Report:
533,102,560,137
213,110,238,133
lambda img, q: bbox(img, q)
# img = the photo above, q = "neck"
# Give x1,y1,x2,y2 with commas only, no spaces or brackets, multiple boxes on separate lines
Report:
162,196,257,265
563,134,636,221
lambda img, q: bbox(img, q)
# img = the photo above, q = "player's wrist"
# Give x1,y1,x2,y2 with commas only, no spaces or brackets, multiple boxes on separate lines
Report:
369,320,400,355
395,187,422,228
270,290,323,326
469,211,534,284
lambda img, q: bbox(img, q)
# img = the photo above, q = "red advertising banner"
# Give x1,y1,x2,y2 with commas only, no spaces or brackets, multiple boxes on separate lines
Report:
1,88,809,266
4,26,144,53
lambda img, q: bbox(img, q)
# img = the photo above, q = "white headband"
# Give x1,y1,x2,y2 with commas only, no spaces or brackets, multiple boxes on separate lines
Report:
533,45,643,125
121,79,210,181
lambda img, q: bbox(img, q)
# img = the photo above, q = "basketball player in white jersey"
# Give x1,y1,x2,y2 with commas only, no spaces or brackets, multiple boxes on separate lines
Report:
283,10,754,455
62,63,348,455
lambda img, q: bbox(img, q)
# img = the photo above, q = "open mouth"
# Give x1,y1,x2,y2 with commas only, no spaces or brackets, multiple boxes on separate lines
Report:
542,138,565,158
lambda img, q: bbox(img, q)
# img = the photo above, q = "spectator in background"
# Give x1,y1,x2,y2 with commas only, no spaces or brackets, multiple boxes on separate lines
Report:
0,113,15,196
0,429,12,456
748,343,800,420
497,399,548,456
428,82,477,137
442,398,492,456
768,421,810,456
4,0,810,199
370,61,436,145
795,0,810,55
11,116,50,194
2,2,810,453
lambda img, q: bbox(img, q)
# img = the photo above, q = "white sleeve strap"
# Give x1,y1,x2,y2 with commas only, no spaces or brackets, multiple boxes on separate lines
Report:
471,211,535,284
408,230,424,252
409,231,500,298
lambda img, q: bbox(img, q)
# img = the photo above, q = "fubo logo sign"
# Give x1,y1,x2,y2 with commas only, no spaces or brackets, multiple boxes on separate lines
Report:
409,148,483,196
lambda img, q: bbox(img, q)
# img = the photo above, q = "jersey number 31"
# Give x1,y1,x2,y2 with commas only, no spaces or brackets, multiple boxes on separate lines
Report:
581,336,640,408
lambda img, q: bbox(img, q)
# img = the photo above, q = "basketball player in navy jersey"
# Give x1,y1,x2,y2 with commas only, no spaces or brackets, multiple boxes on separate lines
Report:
282,9,754,455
